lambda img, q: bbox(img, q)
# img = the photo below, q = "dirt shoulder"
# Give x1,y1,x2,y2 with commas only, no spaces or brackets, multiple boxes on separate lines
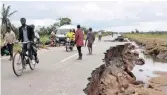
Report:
148,71,167,94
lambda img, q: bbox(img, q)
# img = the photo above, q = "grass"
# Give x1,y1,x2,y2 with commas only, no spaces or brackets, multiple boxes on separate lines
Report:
1,35,50,52
40,35,50,44
123,33,167,51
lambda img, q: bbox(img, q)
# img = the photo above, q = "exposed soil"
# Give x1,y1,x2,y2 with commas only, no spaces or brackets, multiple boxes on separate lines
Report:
123,34,167,60
149,71,167,93
84,43,166,95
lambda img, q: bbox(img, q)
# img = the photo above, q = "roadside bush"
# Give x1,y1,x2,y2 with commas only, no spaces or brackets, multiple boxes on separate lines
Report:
40,35,50,44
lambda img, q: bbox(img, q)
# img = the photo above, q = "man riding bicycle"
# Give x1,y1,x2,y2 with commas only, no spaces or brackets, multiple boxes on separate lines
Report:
18,18,39,63
66,29,75,45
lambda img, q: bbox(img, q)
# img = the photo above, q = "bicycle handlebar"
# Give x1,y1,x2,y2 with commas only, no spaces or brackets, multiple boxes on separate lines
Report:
15,41,33,44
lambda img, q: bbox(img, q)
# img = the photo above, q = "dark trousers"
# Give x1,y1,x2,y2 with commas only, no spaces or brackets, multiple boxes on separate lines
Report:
22,43,37,60
77,46,82,56
7,44,14,57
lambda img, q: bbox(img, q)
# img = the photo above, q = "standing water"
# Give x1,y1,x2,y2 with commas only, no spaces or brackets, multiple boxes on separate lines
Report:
131,42,167,83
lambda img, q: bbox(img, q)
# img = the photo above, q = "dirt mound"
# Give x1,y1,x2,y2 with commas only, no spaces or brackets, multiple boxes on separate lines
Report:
84,43,166,95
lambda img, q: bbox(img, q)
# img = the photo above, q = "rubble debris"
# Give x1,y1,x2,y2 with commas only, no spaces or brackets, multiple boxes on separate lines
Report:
84,43,166,95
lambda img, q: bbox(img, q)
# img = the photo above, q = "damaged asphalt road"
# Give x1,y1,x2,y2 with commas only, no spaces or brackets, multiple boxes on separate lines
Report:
2,35,126,95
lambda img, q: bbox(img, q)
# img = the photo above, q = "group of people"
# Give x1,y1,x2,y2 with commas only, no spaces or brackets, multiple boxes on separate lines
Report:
3,18,39,63
2,17,101,61
66,25,96,60
49,25,97,60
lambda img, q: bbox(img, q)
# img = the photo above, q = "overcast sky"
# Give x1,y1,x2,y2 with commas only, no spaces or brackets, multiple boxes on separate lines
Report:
1,1,167,32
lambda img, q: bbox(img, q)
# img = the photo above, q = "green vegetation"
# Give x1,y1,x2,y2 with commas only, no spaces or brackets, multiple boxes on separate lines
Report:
13,44,21,52
40,35,50,44
59,17,71,26
1,4,17,37
1,35,50,52
123,33,167,53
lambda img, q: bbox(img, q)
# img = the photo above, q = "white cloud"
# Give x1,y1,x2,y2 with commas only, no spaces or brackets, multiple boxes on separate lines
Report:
11,18,58,27
2,1,167,32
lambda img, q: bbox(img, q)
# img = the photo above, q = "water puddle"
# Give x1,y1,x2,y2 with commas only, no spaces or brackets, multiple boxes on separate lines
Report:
131,42,167,83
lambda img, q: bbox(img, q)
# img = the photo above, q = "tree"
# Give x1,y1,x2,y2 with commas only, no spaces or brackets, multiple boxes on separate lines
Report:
81,27,88,34
59,17,71,26
11,24,19,38
50,22,59,31
1,4,17,37
135,29,139,33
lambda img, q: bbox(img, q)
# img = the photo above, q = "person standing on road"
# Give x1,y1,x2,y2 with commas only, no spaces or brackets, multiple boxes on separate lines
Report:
75,25,84,60
98,31,102,41
4,26,16,61
85,27,95,55
51,30,56,39
50,30,56,46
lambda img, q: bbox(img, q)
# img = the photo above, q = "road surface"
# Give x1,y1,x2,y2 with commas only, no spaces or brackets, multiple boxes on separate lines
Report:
1,35,123,95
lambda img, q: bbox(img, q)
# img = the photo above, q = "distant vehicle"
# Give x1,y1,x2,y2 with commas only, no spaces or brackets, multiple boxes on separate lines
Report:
56,25,77,45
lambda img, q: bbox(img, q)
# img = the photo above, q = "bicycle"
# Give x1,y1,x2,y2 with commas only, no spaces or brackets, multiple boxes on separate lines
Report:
12,41,37,76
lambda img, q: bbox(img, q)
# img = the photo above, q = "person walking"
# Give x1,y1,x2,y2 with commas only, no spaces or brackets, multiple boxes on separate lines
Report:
98,31,102,41
75,25,84,60
85,27,95,55
4,26,16,61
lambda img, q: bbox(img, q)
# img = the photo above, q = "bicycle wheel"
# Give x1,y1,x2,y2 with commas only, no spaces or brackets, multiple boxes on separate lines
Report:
28,56,36,70
12,52,23,76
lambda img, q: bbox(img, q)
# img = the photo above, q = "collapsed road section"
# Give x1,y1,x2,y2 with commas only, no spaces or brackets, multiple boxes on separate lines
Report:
84,43,166,95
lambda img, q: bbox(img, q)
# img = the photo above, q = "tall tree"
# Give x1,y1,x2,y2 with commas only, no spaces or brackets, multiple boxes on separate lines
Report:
1,4,17,37
59,17,71,26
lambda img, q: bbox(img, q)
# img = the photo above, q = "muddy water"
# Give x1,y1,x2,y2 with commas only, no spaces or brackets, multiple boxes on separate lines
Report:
131,42,167,83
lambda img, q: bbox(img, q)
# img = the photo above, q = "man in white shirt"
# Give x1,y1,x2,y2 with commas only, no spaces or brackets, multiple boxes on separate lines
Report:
4,26,16,60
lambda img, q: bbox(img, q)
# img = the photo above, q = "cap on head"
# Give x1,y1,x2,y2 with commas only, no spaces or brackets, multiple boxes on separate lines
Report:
77,25,81,29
